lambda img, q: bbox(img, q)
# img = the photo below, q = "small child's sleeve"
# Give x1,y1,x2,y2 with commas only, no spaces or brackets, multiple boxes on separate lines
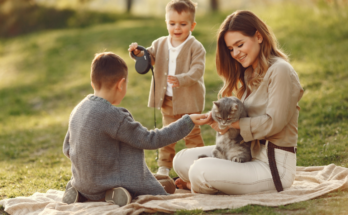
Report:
175,42,206,87
63,130,70,159
112,109,195,150
147,39,159,66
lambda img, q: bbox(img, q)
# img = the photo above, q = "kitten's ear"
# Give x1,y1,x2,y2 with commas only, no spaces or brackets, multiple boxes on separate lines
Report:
232,104,238,112
213,101,220,109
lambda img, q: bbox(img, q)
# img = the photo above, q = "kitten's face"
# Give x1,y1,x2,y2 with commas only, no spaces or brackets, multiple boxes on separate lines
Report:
212,97,242,130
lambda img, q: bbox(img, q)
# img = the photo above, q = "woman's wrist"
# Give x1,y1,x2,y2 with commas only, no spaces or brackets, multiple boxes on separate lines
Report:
230,120,240,130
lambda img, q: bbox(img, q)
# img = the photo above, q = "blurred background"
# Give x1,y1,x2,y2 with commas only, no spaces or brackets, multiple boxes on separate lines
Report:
1,0,348,206
1,0,347,37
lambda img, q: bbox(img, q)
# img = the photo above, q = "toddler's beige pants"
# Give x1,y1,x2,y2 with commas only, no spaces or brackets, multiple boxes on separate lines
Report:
158,95,204,169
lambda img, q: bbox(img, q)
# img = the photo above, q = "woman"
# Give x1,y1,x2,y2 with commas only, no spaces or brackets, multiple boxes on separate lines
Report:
173,10,304,194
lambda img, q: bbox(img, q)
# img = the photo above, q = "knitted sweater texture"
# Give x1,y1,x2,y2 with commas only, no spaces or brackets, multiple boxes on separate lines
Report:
63,95,195,200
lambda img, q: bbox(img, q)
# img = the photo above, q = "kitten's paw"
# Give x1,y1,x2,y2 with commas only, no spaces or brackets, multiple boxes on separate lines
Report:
231,157,244,163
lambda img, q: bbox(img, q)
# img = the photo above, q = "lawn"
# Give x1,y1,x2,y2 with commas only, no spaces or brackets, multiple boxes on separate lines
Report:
1,3,348,214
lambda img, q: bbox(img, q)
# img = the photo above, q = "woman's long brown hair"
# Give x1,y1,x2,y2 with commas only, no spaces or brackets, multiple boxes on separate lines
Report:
216,10,288,99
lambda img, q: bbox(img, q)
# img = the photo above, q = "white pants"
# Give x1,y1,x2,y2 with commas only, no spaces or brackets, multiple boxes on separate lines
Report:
173,144,296,194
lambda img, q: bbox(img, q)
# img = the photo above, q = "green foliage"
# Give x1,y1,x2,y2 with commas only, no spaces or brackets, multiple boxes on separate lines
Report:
1,2,348,214
209,205,279,215
0,0,138,38
175,209,204,215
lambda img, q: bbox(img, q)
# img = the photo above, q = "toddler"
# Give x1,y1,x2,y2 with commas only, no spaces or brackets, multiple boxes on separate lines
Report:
128,0,206,176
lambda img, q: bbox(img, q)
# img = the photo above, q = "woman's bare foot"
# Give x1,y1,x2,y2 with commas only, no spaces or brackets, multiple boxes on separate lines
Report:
174,178,191,190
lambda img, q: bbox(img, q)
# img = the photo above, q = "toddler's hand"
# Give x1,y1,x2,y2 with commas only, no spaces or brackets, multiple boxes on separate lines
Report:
167,76,180,88
128,42,140,56
189,113,211,125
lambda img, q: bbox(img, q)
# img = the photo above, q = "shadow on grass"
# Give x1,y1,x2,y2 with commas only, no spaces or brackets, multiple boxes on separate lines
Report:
0,206,9,215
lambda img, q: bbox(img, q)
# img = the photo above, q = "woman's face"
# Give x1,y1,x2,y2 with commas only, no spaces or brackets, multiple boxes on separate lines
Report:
224,31,263,69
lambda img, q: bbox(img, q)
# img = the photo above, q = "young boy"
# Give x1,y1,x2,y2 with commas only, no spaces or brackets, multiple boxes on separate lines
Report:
128,0,206,176
62,52,209,206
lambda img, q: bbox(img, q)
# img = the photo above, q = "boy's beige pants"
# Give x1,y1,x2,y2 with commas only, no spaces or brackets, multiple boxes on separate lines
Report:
158,96,204,169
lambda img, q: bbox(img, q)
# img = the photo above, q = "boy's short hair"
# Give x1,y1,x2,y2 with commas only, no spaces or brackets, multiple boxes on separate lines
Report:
91,52,128,90
166,0,197,22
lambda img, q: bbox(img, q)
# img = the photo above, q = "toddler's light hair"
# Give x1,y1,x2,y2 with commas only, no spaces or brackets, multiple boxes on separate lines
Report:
166,0,198,22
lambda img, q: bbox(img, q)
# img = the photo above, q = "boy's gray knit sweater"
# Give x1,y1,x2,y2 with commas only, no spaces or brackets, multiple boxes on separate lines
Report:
63,95,195,200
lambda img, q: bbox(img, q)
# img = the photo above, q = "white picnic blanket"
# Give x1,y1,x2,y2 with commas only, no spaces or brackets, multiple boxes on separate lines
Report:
1,164,348,215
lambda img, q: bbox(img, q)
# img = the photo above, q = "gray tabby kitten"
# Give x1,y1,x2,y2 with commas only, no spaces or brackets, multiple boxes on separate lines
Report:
200,96,251,163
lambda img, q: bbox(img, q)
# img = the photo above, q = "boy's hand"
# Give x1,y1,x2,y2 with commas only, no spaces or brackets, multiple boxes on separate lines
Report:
128,42,140,56
189,113,211,125
167,76,180,88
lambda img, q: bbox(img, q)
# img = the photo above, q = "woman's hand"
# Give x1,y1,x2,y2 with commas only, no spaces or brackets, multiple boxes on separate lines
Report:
230,120,240,130
210,121,230,135
209,113,240,135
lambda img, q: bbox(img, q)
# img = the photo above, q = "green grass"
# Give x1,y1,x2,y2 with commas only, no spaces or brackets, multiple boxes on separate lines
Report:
1,3,348,214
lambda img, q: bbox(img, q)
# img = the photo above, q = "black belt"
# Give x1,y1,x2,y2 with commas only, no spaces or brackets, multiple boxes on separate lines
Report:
259,140,296,192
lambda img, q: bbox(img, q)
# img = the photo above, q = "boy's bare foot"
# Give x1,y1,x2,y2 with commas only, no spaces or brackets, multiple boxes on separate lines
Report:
174,178,191,190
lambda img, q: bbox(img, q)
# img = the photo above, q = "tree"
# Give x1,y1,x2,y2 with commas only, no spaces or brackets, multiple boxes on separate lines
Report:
211,0,218,11
126,0,133,13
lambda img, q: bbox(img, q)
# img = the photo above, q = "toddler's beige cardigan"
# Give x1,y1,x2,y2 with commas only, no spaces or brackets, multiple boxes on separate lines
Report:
147,36,206,115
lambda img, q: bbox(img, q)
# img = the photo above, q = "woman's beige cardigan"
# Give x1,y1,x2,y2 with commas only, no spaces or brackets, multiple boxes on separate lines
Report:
239,57,304,153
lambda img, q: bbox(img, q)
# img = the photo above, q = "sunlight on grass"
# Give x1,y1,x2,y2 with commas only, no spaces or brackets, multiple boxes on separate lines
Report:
0,54,38,89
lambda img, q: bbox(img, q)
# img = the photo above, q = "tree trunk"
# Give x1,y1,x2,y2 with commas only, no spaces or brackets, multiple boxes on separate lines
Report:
126,0,133,13
211,0,218,11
